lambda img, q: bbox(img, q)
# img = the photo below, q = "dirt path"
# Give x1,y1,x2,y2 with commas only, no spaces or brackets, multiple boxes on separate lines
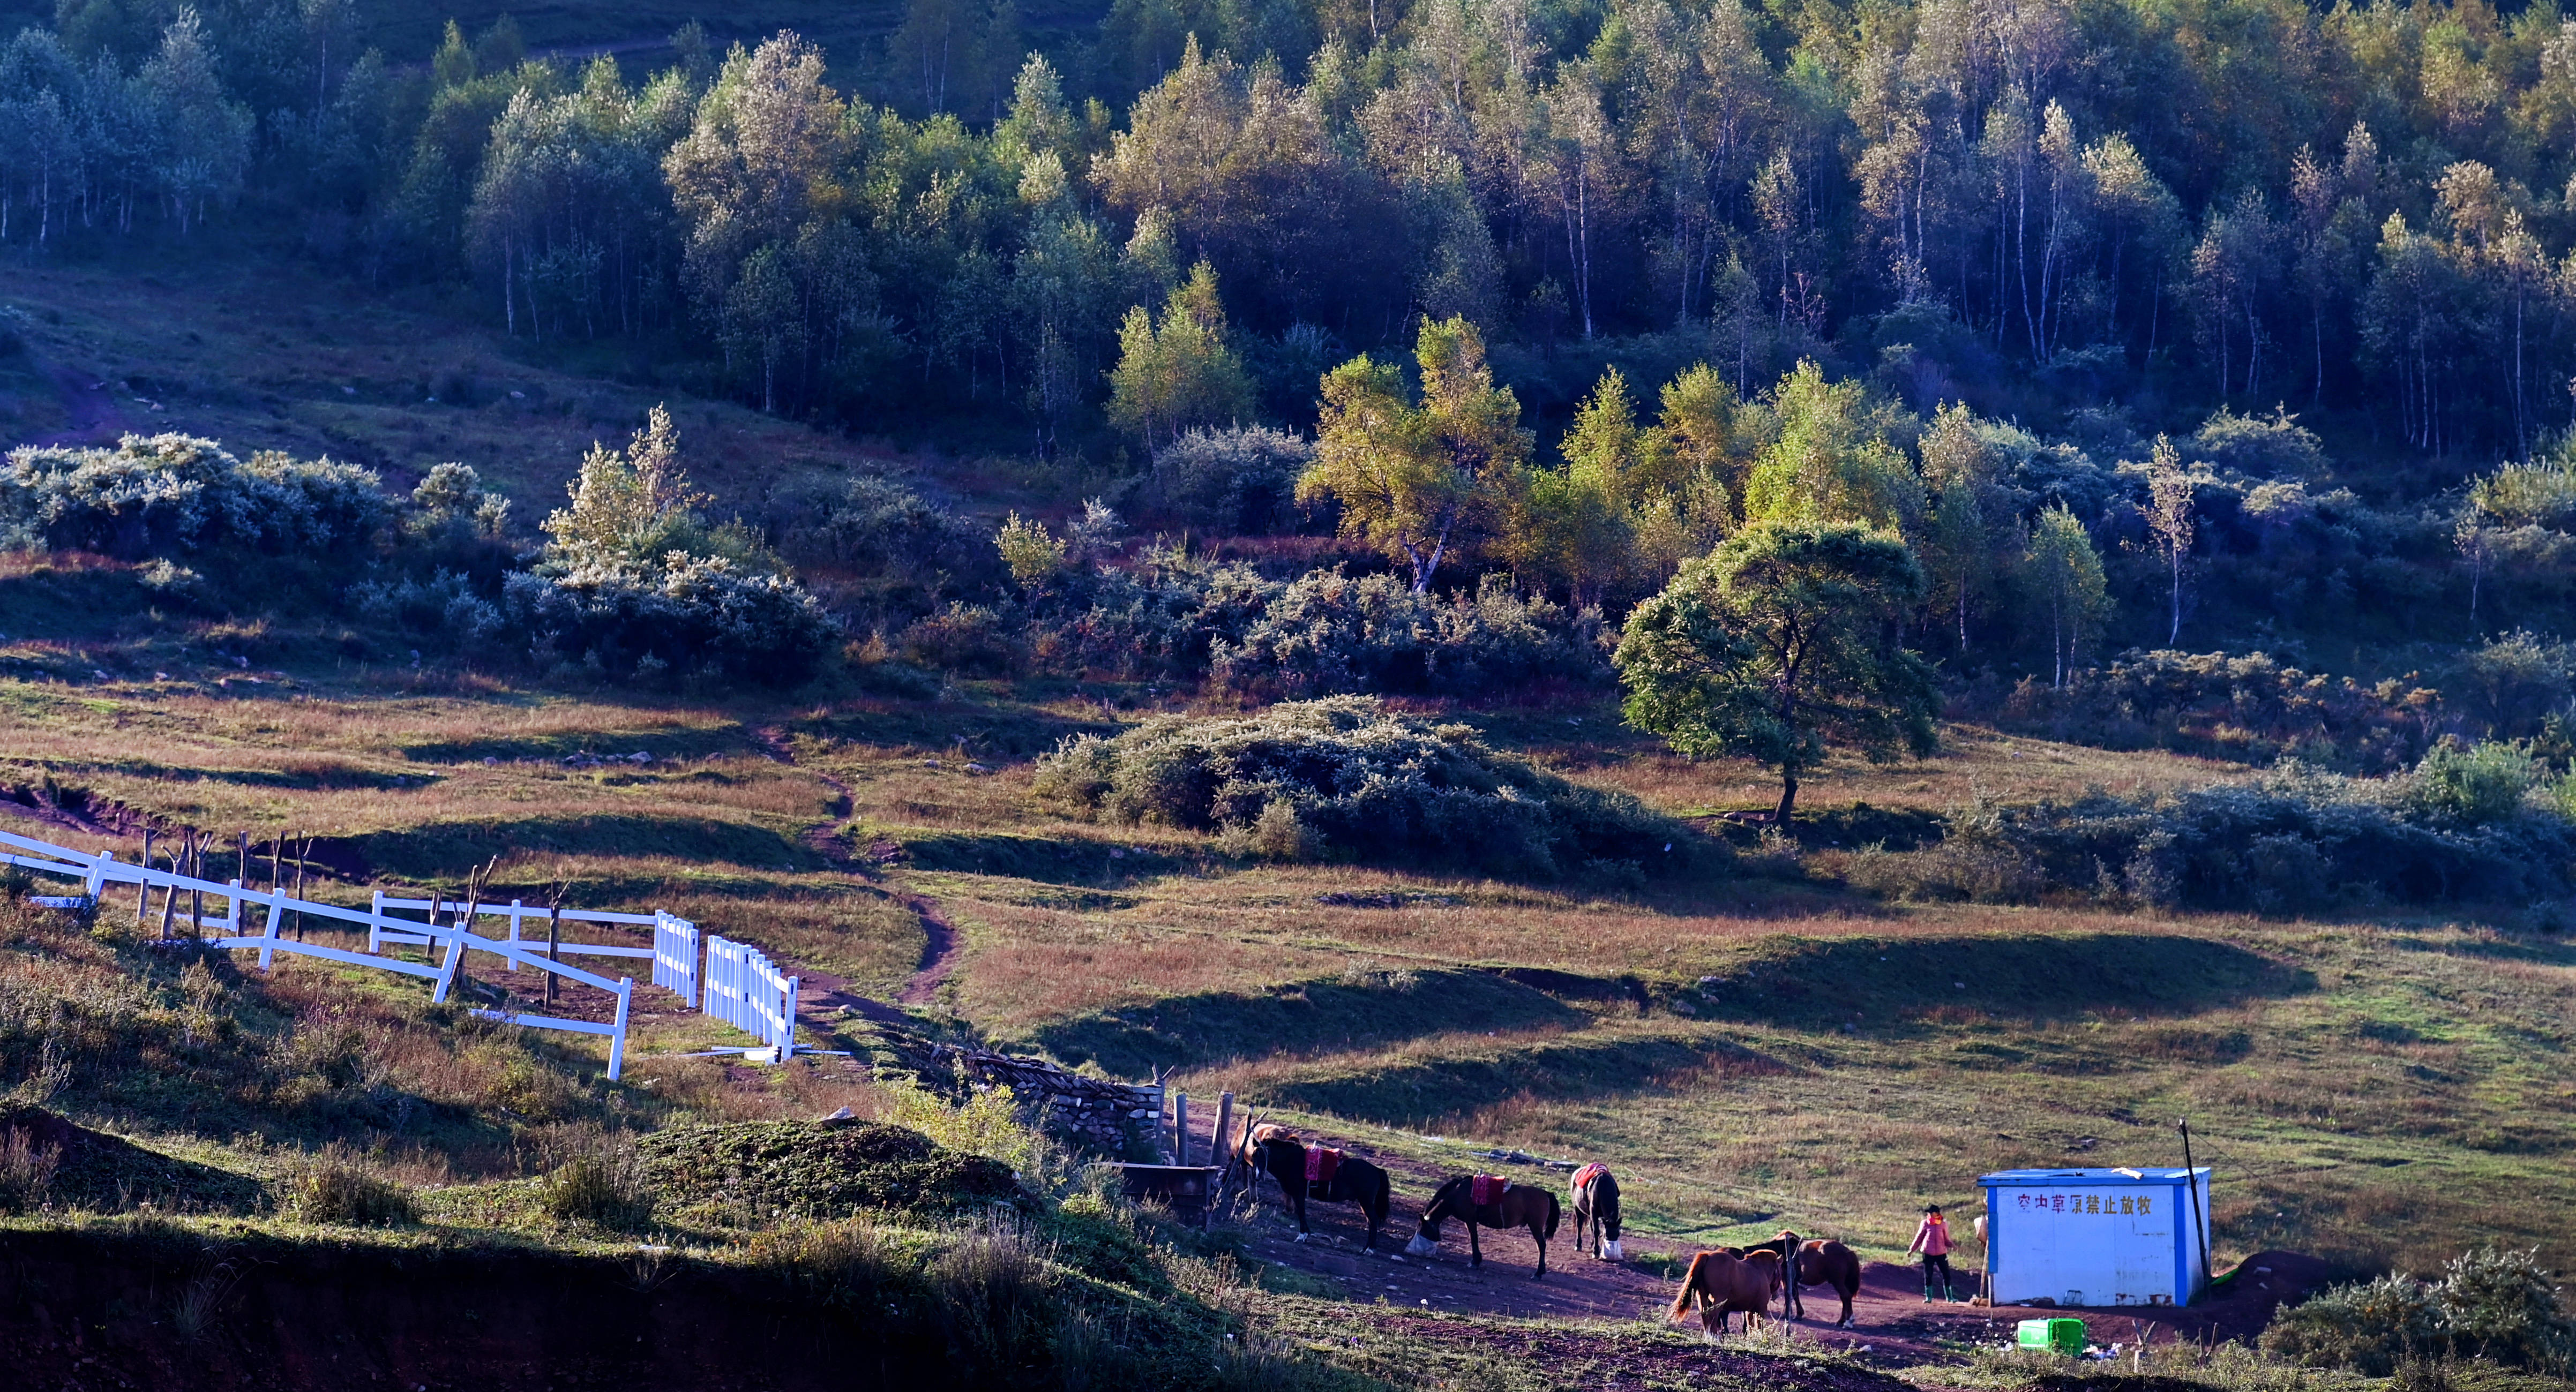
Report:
28,357,131,447
1215,1119,2326,1358
895,895,961,1005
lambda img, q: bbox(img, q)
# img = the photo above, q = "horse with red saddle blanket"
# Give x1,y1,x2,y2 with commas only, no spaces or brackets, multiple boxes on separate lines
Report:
1568,1163,1624,1261
1405,1173,1560,1279
1239,1124,1393,1252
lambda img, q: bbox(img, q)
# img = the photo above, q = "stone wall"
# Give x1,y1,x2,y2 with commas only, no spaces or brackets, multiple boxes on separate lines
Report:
932,1044,1162,1157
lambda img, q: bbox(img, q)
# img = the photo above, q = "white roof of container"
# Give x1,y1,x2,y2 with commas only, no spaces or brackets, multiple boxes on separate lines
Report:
1980,1167,2207,1184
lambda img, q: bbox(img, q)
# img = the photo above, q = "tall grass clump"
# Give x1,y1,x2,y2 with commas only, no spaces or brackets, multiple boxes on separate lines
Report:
536,1131,655,1231
1034,696,1701,881
2265,1248,2575,1375
283,1145,417,1227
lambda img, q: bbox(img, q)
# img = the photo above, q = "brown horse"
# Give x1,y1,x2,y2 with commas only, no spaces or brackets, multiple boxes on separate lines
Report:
1736,1230,1862,1327
1241,1130,1394,1252
1669,1248,1783,1337
1405,1175,1561,1280
1568,1164,1624,1260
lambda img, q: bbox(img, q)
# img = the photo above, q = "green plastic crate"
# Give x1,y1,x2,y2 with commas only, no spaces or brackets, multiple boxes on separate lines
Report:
2017,1318,2086,1356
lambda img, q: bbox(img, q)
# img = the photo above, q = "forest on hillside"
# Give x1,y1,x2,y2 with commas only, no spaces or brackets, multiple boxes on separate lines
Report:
6,0,2576,699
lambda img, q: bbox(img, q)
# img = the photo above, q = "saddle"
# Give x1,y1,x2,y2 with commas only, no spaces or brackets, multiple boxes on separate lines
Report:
1470,1174,1510,1206
1570,1162,1607,1192
1305,1147,1343,1185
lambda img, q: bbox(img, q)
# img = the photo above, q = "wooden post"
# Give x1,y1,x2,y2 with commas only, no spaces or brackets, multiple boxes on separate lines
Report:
291,836,310,939
155,839,181,942
267,834,280,895
544,900,563,1009
1212,1092,1234,1171
136,829,152,927
1171,1092,1187,1165
188,830,204,938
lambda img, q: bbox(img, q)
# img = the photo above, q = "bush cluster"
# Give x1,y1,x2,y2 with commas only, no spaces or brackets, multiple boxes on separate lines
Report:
1034,696,1701,881
0,434,386,558
1844,749,2576,913
283,1146,418,1227
505,553,838,686
1976,649,2442,774
1211,570,1602,699
1120,425,1313,535
2265,1248,2574,1375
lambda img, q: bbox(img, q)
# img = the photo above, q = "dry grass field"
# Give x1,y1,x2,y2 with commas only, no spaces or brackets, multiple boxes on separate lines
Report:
7,654,2566,1289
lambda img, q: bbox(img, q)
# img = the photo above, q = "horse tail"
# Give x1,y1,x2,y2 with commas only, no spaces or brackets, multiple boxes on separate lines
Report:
1671,1252,1711,1319
1544,1192,1561,1240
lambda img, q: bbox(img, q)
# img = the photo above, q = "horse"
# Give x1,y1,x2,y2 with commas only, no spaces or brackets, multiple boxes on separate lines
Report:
1735,1230,1862,1327
1568,1164,1624,1261
1405,1174,1561,1280
1241,1130,1394,1252
1669,1248,1783,1338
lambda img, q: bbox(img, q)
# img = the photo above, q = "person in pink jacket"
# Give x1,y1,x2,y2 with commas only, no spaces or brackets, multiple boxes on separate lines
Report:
1907,1203,1958,1302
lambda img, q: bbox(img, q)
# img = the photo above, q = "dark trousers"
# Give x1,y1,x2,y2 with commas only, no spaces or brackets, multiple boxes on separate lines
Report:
1922,1253,1955,1298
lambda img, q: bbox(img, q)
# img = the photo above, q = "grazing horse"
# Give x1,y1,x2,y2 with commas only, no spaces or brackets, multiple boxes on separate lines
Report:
1242,1130,1393,1252
1669,1248,1784,1337
1568,1163,1624,1261
1405,1175,1561,1280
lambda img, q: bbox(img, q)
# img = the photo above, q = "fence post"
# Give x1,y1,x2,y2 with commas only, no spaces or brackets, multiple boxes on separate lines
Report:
258,887,283,972
506,898,524,973
608,977,633,1081
1174,1092,1190,1165
781,974,798,1059
85,850,114,903
1214,1092,1234,1171
223,878,244,937
368,890,385,954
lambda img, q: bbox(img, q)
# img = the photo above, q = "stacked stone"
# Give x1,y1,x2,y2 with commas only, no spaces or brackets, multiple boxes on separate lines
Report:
932,1045,1161,1154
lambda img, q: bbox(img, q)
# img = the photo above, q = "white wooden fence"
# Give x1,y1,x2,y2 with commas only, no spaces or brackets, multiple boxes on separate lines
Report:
653,913,701,1007
3,826,826,1073
702,934,798,1059
0,826,640,1080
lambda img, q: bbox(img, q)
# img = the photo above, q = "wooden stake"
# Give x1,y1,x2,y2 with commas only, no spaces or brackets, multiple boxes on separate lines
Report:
544,881,566,1010
155,838,180,942
189,830,205,938
291,836,310,939
136,829,153,927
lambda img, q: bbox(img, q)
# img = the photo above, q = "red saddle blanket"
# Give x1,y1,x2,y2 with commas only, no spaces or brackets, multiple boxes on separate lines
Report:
1570,1163,1607,1192
1305,1147,1342,1185
1470,1175,1510,1206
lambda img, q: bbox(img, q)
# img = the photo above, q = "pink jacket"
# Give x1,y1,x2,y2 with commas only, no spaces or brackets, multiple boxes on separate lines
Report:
1908,1216,1953,1256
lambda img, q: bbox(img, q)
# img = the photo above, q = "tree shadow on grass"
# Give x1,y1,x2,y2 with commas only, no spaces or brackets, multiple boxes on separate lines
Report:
1699,932,2311,1030
1028,968,1591,1077
354,815,818,879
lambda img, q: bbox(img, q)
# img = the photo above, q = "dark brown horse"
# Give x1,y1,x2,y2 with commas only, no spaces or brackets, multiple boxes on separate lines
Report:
1669,1248,1783,1337
1568,1164,1623,1260
1737,1230,1862,1327
1242,1131,1393,1251
1405,1175,1560,1279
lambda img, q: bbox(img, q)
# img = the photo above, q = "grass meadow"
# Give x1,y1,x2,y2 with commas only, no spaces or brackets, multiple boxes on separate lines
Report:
4,647,2566,1285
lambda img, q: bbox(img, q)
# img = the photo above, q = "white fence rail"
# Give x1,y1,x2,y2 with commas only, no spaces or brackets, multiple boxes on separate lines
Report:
653,913,701,1008
703,934,798,1058
0,827,641,1080
6,827,820,1072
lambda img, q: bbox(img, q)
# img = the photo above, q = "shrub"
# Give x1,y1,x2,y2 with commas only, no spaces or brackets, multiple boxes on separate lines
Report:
349,568,504,646
284,1147,418,1227
0,1122,59,1213
2188,405,2331,480
1211,570,1602,699
897,601,1021,675
1134,425,1313,534
1025,548,1279,680
2266,1250,2574,1375
1034,696,1702,880
1899,759,2576,912
1983,649,2440,774
0,434,387,558
504,552,837,685
784,473,1001,624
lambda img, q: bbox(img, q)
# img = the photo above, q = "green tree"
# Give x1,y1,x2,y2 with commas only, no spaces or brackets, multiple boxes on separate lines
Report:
1740,360,1921,533
2023,503,2109,688
1917,402,2001,650
1104,260,1254,452
1614,520,1937,823
542,404,713,573
2143,434,2197,645
1299,315,1531,593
